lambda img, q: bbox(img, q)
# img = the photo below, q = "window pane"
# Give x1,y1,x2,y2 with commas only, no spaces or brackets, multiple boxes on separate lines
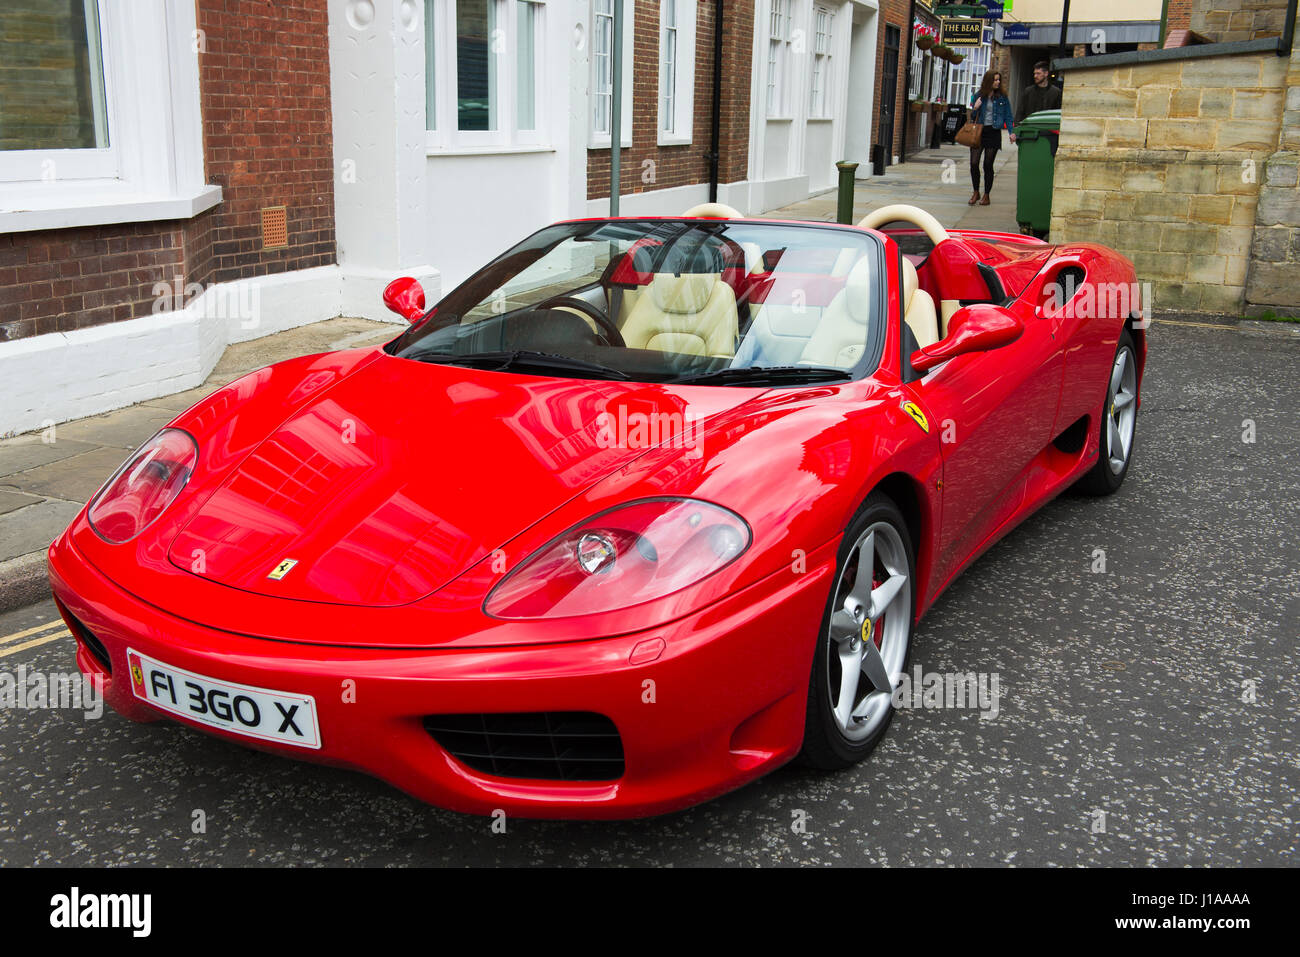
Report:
660,4,676,134
457,0,497,131
516,1,536,130
593,3,612,134
0,0,108,151
425,1,436,130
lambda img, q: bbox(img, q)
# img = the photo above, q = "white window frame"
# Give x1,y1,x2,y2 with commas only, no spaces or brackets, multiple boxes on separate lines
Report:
766,0,791,118
589,0,633,149
425,0,547,153
809,6,833,119
0,0,218,233
947,40,990,108
907,25,926,100
657,0,696,145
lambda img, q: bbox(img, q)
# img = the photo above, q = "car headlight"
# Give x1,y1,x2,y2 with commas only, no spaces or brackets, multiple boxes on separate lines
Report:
87,429,198,544
485,498,751,619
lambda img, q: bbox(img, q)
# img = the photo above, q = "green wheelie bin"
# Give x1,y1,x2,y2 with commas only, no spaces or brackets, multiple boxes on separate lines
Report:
1015,109,1061,239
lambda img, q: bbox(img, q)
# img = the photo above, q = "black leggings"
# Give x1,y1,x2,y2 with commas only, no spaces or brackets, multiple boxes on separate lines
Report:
970,130,1000,194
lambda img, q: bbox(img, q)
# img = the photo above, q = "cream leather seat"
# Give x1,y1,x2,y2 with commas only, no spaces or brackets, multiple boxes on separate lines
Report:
798,259,875,368
797,258,939,368
938,299,961,337
621,273,738,357
739,282,824,367
902,258,940,349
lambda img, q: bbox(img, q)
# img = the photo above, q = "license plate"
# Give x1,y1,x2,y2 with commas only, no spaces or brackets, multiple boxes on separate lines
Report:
126,648,321,749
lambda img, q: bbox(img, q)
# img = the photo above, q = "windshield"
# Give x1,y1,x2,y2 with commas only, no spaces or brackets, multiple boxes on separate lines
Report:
387,219,886,385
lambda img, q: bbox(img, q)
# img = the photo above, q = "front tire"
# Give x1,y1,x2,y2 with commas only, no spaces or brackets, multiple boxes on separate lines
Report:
800,493,916,770
1076,327,1138,496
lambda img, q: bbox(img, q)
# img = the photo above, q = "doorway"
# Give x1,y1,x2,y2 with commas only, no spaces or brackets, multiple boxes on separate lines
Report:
880,25,900,165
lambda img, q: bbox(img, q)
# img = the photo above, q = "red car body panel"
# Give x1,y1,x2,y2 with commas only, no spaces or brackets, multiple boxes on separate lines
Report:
48,219,1146,818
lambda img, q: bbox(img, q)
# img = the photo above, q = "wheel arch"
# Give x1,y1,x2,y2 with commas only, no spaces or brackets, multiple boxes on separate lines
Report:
1124,313,1147,390
867,471,935,621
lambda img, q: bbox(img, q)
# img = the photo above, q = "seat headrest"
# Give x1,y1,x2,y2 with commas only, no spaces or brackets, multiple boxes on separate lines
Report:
902,257,919,307
682,202,744,219
844,258,874,323
659,241,726,275
649,273,719,314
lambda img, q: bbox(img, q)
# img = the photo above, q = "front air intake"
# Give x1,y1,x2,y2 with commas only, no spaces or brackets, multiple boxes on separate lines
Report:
423,711,624,781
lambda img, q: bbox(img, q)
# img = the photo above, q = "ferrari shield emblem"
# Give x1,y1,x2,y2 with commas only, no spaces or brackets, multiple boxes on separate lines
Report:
267,558,298,581
128,653,144,694
902,400,930,433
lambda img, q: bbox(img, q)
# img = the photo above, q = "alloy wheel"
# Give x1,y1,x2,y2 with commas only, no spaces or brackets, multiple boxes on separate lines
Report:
1106,345,1137,474
825,521,912,743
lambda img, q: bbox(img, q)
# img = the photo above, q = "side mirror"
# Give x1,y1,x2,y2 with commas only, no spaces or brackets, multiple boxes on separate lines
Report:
910,304,1023,374
382,277,426,323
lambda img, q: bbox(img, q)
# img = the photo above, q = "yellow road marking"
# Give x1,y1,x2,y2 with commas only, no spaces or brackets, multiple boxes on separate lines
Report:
0,629,71,658
1152,318,1238,331
0,619,66,645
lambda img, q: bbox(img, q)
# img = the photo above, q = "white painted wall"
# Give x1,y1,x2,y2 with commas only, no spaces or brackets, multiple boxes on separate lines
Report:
747,0,877,212
842,4,877,170
329,0,441,321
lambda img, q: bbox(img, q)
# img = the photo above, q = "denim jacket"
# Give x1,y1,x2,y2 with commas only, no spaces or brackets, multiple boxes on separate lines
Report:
969,92,1013,133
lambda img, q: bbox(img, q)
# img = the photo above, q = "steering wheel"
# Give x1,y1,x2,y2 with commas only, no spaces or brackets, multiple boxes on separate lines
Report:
535,295,625,348
858,204,951,246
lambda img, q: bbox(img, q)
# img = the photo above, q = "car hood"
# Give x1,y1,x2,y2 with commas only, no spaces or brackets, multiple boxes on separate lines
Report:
166,354,759,606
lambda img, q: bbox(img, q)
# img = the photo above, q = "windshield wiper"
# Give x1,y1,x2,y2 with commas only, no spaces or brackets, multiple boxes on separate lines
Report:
670,365,853,386
414,350,630,380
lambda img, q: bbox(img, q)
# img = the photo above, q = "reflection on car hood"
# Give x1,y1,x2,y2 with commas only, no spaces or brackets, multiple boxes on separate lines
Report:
166,354,761,606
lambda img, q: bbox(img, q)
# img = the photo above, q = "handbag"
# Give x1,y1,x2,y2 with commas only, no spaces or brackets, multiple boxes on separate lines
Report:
956,120,983,148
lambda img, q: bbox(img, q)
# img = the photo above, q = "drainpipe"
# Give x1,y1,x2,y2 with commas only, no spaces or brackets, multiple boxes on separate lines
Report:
1280,0,1296,56
708,0,724,201
1057,0,1071,65
609,0,624,215
899,0,916,163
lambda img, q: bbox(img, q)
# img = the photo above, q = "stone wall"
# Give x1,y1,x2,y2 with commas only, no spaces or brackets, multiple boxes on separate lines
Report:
1049,44,1298,314
1191,0,1290,40
1246,49,1300,313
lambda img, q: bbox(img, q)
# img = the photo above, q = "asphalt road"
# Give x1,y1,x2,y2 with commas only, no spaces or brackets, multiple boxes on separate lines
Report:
2,317,1296,866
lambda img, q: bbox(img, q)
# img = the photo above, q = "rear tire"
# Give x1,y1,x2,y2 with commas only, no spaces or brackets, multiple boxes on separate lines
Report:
1076,327,1138,496
800,493,916,770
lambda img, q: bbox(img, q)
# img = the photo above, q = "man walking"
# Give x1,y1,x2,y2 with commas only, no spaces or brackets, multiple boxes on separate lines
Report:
1015,60,1062,128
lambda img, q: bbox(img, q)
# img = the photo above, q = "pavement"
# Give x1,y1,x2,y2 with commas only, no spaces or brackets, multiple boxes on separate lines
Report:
1,314,1296,864
759,141,1022,234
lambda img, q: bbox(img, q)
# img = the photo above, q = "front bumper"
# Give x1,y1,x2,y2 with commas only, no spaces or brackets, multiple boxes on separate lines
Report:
48,530,837,819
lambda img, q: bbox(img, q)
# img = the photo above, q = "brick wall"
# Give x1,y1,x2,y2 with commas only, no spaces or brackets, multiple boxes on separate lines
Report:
0,222,185,341
197,0,335,282
1166,0,1194,35
587,0,753,201
0,0,335,344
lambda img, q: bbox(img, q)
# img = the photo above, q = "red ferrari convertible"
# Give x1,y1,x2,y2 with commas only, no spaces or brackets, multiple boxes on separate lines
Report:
48,203,1145,818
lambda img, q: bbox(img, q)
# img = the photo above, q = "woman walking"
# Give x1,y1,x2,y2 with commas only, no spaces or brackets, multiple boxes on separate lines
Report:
968,71,1015,206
